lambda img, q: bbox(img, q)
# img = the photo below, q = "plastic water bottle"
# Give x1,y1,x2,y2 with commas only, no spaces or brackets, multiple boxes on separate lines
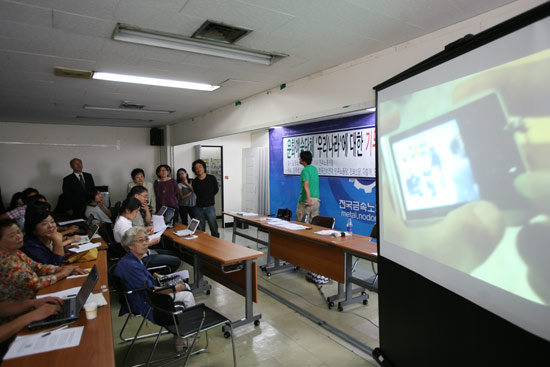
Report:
346,218,353,233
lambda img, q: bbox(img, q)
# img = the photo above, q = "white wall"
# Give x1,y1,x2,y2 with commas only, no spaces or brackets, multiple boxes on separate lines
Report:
0,122,161,207
173,132,252,214
251,130,269,148
170,0,544,145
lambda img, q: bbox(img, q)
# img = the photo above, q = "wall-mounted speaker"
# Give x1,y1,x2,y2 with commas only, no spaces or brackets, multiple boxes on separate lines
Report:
150,128,164,146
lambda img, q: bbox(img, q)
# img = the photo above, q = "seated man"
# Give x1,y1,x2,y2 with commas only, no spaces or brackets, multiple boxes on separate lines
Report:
113,226,195,319
84,188,112,225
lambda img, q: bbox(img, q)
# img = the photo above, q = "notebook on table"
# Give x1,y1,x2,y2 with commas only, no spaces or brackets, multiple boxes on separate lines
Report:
28,264,99,330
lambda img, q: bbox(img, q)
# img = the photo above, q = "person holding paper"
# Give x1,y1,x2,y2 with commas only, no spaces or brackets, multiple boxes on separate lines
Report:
0,219,86,302
0,297,63,361
113,198,180,273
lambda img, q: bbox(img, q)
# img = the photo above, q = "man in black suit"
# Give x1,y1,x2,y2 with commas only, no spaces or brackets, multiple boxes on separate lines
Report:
62,158,96,219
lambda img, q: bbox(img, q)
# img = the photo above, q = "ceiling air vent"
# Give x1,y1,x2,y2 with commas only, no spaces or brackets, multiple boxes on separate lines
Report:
54,67,93,79
192,20,251,44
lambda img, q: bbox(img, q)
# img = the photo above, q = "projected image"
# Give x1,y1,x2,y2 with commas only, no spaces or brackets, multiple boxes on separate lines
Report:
392,120,479,213
378,46,550,317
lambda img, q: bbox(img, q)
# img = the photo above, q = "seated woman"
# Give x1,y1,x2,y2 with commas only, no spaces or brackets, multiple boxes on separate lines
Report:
21,207,81,265
127,168,156,213
113,198,181,273
113,226,195,321
0,219,86,302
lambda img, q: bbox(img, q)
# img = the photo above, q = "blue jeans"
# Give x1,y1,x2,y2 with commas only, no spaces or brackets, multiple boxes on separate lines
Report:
194,205,219,238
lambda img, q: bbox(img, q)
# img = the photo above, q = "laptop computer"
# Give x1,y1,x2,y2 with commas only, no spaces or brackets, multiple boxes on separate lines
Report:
157,206,176,227
76,215,94,235
71,223,100,245
29,264,99,330
174,218,200,237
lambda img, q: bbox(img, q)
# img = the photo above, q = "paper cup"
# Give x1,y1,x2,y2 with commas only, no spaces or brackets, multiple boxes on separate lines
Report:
84,302,98,320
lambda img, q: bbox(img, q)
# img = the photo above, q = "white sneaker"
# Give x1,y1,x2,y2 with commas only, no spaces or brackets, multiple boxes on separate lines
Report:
174,337,187,353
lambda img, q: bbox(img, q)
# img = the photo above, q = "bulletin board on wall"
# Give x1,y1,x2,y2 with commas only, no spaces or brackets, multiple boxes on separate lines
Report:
269,112,376,235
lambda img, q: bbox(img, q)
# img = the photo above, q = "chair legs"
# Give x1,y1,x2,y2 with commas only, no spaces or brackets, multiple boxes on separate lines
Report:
119,314,168,343
125,320,237,367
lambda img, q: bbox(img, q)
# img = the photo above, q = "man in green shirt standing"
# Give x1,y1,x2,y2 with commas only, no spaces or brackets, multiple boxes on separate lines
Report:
296,151,320,222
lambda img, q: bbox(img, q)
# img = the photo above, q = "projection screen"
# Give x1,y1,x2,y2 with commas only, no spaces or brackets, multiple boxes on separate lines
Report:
376,6,549,341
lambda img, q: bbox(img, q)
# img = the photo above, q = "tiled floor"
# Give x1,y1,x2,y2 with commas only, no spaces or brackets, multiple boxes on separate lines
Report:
111,224,379,366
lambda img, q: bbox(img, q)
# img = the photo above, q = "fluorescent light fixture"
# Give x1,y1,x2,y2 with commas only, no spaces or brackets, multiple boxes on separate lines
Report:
83,105,173,114
113,23,287,65
92,72,219,91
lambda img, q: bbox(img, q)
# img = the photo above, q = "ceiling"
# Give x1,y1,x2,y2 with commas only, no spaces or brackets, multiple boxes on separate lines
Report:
0,0,515,128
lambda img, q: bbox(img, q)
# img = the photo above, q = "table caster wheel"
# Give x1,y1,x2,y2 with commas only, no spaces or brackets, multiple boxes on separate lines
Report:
266,272,271,277
254,320,260,326
224,331,231,339
206,290,211,295
328,301,334,309
338,305,343,312
363,299,369,305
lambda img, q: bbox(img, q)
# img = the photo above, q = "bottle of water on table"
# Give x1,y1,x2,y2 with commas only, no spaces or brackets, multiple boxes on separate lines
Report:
346,218,353,234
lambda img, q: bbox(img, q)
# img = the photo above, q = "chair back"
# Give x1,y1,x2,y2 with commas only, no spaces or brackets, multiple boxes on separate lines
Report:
144,284,179,327
276,208,292,221
370,223,378,239
311,215,335,229
110,200,123,223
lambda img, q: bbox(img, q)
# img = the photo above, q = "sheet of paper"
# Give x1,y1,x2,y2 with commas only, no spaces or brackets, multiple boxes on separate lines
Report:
86,292,108,307
274,222,309,230
231,211,258,216
71,235,89,244
57,219,85,226
67,274,87,279
315,230,340,235
37,286,81,300
4,326,84,360
152,214,167,233
265,218,287,225
149,230,163,241
68,241,100,253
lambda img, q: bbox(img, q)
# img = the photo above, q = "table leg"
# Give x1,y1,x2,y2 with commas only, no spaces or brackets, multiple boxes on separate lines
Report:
223,259,261,332
189,253,211,294
336,252,370,311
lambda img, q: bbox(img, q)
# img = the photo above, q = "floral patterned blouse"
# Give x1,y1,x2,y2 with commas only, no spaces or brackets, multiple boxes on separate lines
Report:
0,250,59,302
